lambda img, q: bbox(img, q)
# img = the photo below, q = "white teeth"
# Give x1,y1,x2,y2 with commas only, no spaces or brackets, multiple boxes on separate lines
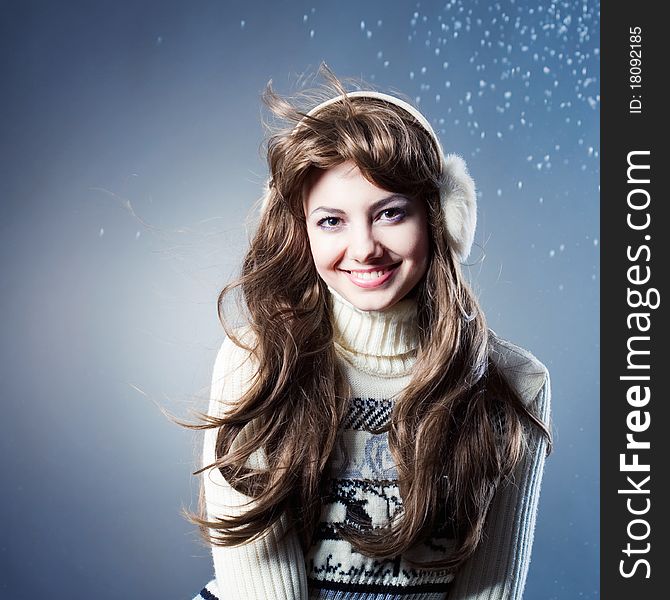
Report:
351,269,387,280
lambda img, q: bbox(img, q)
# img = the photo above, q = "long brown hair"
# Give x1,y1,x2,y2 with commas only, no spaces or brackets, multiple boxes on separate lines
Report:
189,65,552,572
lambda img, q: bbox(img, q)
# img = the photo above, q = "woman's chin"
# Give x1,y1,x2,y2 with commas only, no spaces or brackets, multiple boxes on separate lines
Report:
341,287,404,312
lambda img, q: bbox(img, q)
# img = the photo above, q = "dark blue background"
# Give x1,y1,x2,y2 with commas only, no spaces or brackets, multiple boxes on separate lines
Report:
1,1,599,598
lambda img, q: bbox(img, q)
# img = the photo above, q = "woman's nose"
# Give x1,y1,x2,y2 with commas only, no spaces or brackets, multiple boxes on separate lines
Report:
347,224,383,262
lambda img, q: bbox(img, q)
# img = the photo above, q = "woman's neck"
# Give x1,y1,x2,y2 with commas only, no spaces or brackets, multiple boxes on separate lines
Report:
326,285,419,376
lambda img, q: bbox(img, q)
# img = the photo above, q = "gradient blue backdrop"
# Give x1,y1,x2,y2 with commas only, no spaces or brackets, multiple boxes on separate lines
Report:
1,1,599,598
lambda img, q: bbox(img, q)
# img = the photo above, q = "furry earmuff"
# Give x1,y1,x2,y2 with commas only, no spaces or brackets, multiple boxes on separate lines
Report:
260,90,478,262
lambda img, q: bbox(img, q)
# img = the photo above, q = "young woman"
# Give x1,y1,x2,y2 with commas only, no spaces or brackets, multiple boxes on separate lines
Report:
191,70,552,600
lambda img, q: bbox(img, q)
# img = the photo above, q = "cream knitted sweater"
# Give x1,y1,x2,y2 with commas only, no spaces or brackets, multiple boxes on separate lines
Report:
197,288,550,600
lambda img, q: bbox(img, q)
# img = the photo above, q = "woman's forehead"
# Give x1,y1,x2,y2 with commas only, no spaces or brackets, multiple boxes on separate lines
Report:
303,162,419,216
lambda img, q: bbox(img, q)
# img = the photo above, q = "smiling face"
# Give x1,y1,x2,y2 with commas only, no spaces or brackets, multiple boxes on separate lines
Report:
303,161,431,312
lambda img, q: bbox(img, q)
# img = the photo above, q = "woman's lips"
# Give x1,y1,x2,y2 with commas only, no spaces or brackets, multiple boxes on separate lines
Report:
340,264,400,288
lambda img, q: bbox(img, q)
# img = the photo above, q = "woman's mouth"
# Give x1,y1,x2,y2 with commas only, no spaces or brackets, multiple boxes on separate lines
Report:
340,263,400,288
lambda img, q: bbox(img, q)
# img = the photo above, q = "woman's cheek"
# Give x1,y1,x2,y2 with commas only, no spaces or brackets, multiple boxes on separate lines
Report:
320,236,345,268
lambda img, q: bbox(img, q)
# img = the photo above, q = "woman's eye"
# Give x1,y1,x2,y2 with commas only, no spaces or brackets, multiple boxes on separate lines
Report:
379,207,406,222
316,216,341,229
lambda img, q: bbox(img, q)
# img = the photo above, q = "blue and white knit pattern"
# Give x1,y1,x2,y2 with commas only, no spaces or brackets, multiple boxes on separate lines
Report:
193,579,220,600
305,397,455,599
309,590,447,600
193,580,447,600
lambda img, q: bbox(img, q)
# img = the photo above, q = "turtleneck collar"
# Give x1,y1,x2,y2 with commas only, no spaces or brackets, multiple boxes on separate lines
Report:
327,285,419,377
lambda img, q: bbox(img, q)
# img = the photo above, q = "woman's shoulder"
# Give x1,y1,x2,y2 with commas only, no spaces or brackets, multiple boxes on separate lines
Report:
210,325,259,400
213,325,257,364
488,329,550,409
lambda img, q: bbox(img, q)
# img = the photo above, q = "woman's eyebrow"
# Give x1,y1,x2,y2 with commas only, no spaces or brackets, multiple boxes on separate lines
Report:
309,194,409,217
368,194,410,212
309,205,346,216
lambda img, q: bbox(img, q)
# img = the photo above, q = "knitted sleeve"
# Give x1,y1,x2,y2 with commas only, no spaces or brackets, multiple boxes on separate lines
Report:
446,372,551,600
202,335,308,600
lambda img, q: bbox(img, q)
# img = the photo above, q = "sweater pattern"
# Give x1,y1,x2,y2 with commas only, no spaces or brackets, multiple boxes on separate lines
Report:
306,395,456,599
